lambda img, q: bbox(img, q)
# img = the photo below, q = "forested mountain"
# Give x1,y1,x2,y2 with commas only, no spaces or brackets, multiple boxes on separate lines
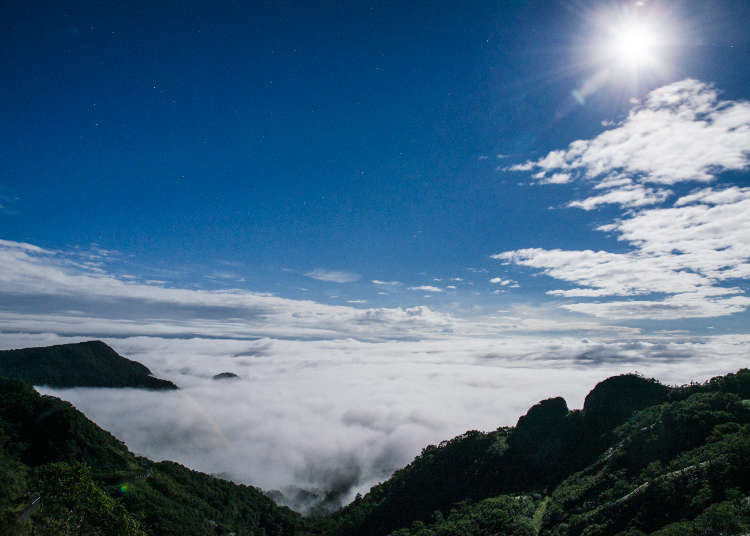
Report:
0,376,303,535
317,370,750,536
0,340,748,535
0,341,178,389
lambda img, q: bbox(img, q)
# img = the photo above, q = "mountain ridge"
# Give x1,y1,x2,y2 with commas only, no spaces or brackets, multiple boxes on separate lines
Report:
0,341,178,390
318,370,750,536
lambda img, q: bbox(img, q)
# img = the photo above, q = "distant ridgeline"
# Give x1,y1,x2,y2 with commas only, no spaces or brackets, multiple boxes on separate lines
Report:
0,341,178,389
0,341,749,535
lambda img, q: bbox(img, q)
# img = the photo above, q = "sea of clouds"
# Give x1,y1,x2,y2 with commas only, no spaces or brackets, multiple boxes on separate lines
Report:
1,331,748,511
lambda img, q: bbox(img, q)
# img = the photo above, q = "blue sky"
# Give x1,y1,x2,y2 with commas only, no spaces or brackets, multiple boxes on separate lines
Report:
1,0,750,332
3,0,750,507
1,0,748,323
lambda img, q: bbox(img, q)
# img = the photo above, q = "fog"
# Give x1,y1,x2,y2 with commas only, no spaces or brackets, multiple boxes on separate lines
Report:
3,331,746,512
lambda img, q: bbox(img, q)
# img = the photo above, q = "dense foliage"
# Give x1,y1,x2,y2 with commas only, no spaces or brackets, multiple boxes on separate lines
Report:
0,377,304,535
0,341,178,389
320,370,750,536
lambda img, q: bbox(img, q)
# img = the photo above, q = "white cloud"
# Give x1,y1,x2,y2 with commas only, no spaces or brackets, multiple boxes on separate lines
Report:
304,268,361,283
489,277,517,287
408,285,443,292
568,185,671,210
371,279,401,286
512,79,750,186
0,238,643,340
674,186,750,207
207,271,246,282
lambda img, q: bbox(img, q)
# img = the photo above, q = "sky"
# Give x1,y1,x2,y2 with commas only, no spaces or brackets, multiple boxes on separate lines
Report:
1,0,750,511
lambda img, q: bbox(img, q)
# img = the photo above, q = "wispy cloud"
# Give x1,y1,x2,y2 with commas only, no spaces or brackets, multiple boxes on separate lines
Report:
408,285,443,292
0,238,642,340
371,279,401,286
567,184,672,210
512,79,750,186
207,271,246,282
304,268,361,283
497,79,750,320
489,277,518,287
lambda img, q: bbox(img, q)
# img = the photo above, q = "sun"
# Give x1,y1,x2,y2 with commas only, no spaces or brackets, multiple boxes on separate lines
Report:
609,21,658,67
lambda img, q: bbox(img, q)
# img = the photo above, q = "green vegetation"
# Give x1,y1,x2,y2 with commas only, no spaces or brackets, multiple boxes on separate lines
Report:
0,340,178,389
0,377,303,535
319,370,750,536
1,339,749,535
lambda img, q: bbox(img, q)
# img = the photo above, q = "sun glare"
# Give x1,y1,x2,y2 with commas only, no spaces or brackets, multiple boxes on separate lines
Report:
610,21,657,67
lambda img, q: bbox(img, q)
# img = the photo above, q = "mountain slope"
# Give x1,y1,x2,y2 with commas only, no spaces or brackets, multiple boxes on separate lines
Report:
0,341,177,389
321,370,750,536
0,377,305,535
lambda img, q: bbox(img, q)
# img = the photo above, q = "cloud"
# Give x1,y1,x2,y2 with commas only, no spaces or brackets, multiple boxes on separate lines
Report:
496,79,750,320
0,239,461,341
674,186,750,207
371,280,401,286
0,237,648,341
408,285,443,292
304,269,361,283
511,79,750,185
489,277,518,287
567,184,672,210
207,271,246,282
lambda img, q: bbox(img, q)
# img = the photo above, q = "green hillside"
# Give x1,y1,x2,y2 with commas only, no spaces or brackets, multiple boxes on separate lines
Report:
0,341,178,389
318,370,750,536
0,377,304,535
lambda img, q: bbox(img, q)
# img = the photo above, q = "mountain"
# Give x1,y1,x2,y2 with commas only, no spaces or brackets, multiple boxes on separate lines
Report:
213,372,240,380
319,370,750,536
0,376,304,535
0,341,178,389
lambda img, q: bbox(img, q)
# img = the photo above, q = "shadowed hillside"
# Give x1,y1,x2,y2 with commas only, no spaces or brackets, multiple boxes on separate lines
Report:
0,341,178,390
0,377,304,535
319,370,750,536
